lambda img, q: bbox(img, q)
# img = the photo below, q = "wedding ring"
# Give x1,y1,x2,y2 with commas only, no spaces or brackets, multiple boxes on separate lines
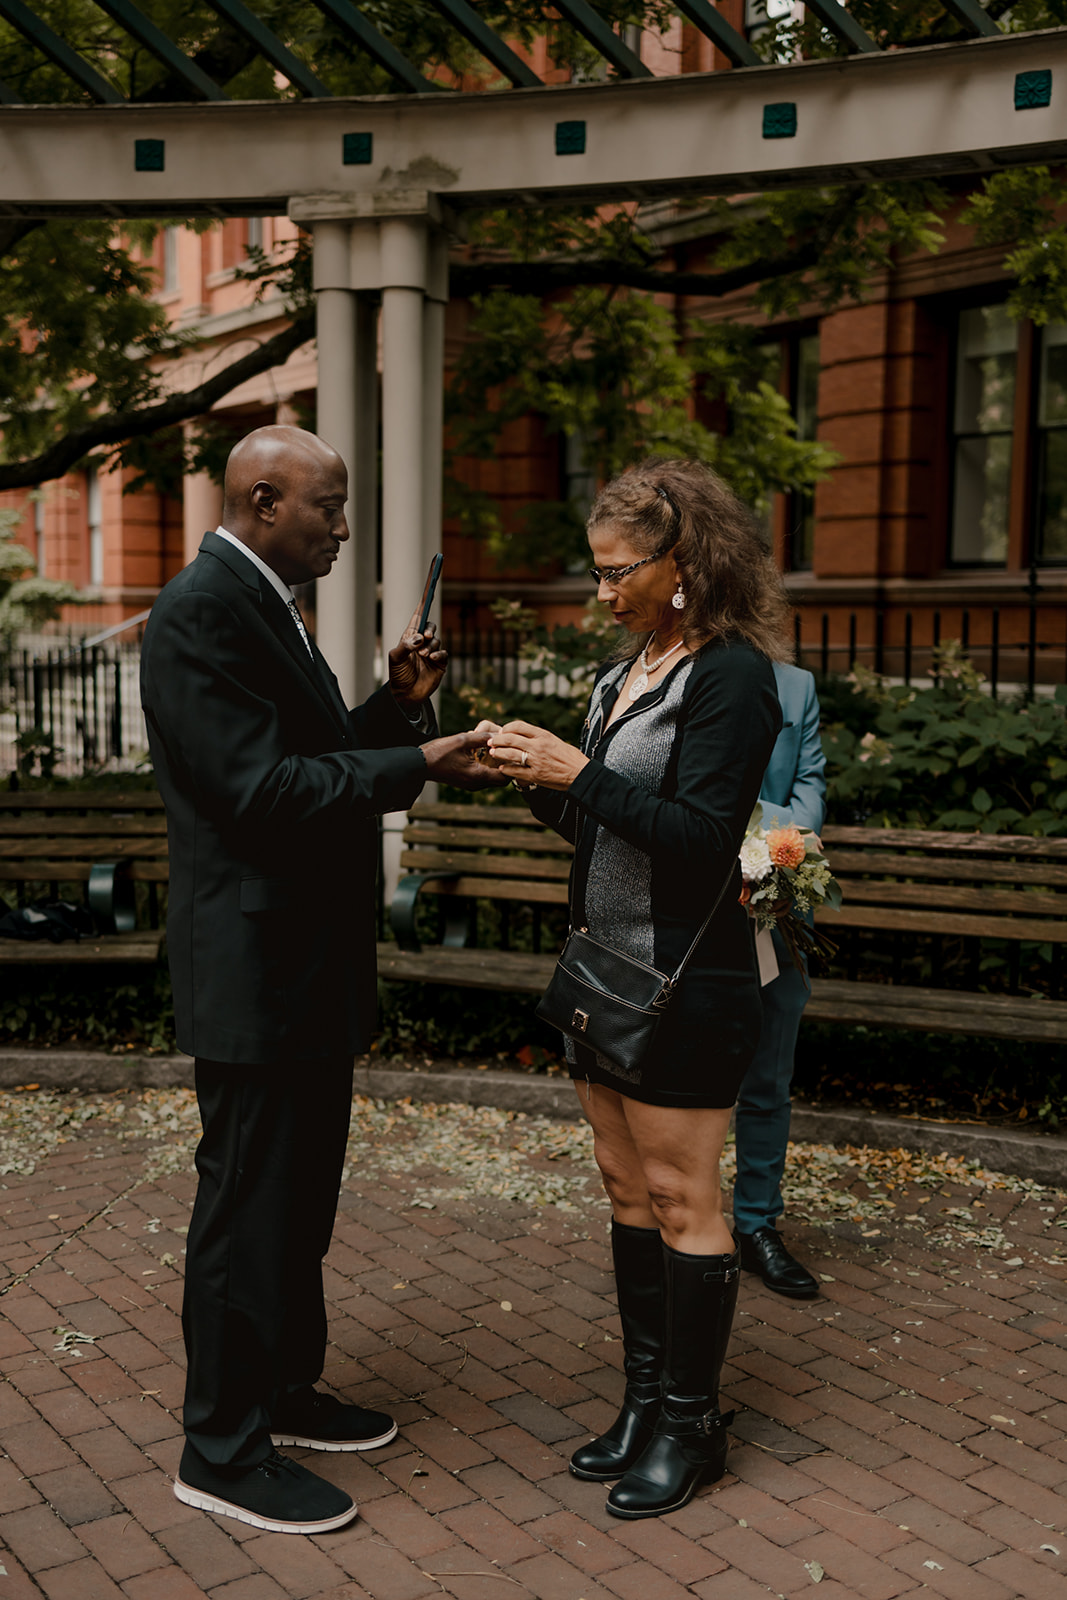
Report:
521,751,529,766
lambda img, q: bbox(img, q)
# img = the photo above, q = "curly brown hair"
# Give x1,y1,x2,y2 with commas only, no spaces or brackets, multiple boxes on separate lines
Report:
587,457,794,663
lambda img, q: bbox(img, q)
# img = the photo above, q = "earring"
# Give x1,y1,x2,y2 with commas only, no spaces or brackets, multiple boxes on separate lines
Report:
672,585,686,611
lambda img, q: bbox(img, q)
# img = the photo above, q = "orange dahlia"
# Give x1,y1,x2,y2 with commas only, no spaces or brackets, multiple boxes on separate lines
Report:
766,826,806,870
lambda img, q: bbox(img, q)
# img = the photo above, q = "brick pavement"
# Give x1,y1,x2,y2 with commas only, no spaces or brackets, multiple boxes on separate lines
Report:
0,1092,1065,1600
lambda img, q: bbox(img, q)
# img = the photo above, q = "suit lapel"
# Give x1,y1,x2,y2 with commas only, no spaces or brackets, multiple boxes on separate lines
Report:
198,533,351,738
257,578,352,735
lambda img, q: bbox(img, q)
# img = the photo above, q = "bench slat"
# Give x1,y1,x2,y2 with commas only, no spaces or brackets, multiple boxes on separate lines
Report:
0,792,165,810
0,839,170,862
0,816,168,837
409,802,544,826
806,978,1067,1043
817,904,1067,942
376,942,555,992
828,881,1067,917
0,861,169,883
0,933,162,963
828,849,1067,888
399,849,572,883
402,823,573,855
822,825,1067,858
413,876,569,905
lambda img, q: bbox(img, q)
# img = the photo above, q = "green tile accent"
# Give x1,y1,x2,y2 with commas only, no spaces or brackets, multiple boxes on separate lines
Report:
1015,70,1052,110
134,139,164,171
556,120,586,156
343,131,373,165
763,102,797,139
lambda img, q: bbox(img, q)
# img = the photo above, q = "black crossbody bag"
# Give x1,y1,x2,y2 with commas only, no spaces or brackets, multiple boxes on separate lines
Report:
535,863,737,1076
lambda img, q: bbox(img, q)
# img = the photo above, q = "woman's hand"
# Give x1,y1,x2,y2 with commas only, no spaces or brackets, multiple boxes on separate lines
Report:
488,720,588,791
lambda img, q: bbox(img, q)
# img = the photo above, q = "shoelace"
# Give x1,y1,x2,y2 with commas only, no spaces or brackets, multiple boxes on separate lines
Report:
257,1450,299,1480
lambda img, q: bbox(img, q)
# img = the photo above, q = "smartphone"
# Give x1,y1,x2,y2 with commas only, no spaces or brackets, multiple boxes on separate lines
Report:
417,553,444,634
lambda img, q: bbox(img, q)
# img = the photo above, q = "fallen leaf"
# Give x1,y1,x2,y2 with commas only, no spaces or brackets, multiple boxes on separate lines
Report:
923,1560,944,1571
500,1301,512,1312
805,1560,824,1583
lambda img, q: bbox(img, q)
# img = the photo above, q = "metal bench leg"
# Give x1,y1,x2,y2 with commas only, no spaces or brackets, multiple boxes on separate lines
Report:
88,862,136,935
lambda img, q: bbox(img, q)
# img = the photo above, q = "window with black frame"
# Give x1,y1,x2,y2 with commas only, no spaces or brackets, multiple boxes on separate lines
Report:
1035,324,1067,563
950,304,1016,566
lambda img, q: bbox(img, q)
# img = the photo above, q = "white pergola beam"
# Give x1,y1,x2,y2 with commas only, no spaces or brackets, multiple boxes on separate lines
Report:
0,30,1064,216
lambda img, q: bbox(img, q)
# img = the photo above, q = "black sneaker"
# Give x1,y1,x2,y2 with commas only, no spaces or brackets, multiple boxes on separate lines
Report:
271,1389,398,1453
174,1445,357,1533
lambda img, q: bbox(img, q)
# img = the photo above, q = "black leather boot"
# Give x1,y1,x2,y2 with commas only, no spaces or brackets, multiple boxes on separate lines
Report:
570,1221,664,1482
606,1240,739,1519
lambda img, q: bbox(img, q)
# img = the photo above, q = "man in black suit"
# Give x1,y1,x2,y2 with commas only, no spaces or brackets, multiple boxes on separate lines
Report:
141,425,501,1535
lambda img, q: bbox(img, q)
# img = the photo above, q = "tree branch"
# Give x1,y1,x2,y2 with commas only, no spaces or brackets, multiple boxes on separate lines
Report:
451,247,824,300
451,193,860,301
0,313,314,492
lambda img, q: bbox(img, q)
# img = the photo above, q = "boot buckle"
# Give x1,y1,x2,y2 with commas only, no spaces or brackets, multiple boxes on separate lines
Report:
700,1409,735,1435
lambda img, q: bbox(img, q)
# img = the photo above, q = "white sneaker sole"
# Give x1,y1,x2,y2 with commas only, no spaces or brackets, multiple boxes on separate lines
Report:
173,1474,358,1533
270,1419,399,1452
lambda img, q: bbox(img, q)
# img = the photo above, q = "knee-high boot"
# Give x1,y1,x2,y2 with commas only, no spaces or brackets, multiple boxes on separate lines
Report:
606,1240,739,1518
570,1221,664,1482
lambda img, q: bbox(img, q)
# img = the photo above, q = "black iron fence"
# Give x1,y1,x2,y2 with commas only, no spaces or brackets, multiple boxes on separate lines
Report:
2,639,146,779
3,606,1065,780
793,605,1067,696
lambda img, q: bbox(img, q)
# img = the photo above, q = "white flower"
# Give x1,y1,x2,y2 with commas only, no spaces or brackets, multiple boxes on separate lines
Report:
739,835,773,883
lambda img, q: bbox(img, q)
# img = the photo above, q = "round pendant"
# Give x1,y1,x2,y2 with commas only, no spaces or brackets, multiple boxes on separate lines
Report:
628,671,649,702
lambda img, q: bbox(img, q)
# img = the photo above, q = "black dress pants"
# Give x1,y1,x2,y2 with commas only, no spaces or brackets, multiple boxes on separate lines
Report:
181,1056,354,1470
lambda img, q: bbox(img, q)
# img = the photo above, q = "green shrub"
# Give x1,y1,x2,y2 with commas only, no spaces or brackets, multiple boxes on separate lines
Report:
795,1019,1067,1129
821,653,1067,834
0,965,174,1052
375,980,561,1064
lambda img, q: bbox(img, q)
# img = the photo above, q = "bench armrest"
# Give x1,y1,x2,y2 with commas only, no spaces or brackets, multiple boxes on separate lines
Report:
87,863,137,935
390,873,452,952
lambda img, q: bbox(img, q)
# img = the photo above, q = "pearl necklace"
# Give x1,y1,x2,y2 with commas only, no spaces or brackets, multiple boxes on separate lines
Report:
628,635,685,701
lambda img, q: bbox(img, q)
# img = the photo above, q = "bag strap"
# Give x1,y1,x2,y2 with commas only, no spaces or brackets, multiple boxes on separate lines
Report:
666,860,740,989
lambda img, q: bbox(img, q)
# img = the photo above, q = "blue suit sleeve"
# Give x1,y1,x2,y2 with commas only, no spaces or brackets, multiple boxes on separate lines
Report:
759,677,826,834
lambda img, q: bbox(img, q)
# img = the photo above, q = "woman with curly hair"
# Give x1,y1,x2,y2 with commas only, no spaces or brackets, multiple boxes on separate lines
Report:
486,458,791,1518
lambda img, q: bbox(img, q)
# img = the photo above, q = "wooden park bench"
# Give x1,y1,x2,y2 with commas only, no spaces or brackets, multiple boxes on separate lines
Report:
0,790,167,963
377,802,1067,1047
805,825,1067,1044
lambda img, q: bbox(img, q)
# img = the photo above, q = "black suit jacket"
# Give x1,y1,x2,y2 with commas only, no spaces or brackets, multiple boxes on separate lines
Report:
140,531,429,1064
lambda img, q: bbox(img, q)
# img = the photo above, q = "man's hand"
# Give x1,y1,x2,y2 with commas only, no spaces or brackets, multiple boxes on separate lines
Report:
388,609,448,705
421,732,510,790
487,720,588,791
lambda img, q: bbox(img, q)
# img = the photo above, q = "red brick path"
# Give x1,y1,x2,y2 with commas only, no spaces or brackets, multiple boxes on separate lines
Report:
0,1101,1065,1599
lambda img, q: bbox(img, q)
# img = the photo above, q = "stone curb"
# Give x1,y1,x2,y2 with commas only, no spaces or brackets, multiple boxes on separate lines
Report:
2,1048,1065,1188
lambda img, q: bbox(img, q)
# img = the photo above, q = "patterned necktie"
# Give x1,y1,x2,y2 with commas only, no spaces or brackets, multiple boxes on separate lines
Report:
286,597,313,658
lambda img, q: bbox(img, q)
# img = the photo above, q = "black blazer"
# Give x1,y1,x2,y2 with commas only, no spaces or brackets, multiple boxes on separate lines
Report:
140,532,429,1064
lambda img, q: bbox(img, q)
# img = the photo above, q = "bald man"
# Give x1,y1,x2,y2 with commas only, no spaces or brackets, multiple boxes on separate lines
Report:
141,427,501,1535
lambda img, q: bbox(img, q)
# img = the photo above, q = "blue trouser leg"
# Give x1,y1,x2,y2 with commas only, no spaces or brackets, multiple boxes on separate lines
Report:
733,927,809,1235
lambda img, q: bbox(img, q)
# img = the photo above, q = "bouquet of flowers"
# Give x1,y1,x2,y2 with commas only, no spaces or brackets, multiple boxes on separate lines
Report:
738,803,842,981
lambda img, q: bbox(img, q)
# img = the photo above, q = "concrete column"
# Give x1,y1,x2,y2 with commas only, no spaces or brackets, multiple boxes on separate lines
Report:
351,293,380,704
181,443,223,569
380,215,428,666
380,215,430,899
421,228,449,587
312,220,361,705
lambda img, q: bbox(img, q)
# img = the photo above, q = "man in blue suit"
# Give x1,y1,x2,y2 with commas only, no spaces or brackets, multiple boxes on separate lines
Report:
733,661,825,1297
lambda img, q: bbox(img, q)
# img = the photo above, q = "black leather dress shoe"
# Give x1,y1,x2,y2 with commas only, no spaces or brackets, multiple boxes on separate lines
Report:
734,1228,819,1298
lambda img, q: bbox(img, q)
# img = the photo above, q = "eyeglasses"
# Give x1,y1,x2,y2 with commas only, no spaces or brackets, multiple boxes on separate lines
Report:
588,553,661,586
